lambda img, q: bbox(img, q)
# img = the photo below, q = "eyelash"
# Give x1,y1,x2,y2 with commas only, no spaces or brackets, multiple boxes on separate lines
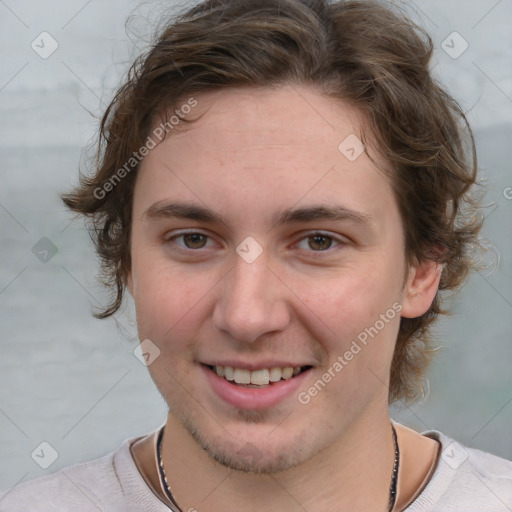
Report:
166,232,217,251
165,230,345,254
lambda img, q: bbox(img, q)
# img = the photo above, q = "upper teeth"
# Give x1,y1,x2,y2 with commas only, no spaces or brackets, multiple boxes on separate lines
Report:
215,365,302,385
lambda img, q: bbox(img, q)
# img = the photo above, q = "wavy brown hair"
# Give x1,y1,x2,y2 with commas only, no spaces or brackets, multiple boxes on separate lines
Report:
62,0,484,403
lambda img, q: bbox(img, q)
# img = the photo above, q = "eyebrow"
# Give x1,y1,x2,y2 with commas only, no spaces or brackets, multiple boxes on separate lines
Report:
272,204,372,228
144,201,221,223
143,201,373,229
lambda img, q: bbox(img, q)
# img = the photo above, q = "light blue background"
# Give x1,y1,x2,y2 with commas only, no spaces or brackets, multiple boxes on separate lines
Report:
1,0,511,490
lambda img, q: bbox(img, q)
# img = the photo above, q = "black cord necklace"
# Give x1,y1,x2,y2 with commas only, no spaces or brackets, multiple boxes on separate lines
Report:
156,426,182,510
389,423,400,511
156,424,400,512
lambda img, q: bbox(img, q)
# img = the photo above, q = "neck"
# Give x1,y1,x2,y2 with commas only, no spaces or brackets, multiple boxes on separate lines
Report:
160,406,396,512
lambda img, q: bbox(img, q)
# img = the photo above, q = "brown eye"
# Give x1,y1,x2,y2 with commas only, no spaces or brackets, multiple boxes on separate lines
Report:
182,233,208,249
307,234,334,251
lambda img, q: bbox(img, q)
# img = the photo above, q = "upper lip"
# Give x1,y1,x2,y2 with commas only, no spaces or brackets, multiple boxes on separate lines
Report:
201,361,313,371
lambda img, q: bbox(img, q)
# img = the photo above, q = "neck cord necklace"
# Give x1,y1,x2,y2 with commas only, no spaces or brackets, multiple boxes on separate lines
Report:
156,424,400,512
156,426,182,510
389,423,400,511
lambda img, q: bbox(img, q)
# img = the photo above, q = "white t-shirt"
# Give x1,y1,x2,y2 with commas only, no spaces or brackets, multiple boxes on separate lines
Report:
1,429,511,511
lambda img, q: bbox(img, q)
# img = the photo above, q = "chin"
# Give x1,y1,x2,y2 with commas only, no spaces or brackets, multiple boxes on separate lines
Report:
176,406,322,474
197,432,312,474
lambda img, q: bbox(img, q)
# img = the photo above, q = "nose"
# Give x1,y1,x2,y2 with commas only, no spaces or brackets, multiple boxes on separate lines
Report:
212,254,290,343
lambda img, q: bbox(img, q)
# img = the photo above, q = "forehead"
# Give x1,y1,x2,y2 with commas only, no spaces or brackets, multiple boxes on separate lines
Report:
135,85,397,229
161,85,367,160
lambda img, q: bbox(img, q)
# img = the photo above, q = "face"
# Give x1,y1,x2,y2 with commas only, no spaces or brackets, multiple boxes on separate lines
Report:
128,85,432,473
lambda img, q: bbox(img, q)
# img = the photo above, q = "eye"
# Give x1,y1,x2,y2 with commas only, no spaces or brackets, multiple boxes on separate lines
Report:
167,232,213,250
295,232,343,252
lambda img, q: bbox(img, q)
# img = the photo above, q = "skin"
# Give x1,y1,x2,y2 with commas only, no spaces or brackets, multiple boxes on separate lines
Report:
128,84,441,511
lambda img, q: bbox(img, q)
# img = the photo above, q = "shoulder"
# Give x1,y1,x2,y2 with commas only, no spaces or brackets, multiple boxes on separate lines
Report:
0,434,149,512
406,431,512,512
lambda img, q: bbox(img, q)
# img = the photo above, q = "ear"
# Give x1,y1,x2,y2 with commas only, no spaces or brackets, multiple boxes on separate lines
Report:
401,258,442,319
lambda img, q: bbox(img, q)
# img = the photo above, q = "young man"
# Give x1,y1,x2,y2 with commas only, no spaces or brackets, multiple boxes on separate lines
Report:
2,0,511,510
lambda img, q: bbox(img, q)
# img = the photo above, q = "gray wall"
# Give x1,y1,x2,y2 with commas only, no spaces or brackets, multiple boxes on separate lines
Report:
1,0,511,490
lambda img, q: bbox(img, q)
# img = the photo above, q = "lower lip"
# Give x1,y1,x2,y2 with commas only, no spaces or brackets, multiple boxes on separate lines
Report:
201,364,311,410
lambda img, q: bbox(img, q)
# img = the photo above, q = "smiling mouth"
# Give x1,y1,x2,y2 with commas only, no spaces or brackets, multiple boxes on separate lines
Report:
203,364,313,387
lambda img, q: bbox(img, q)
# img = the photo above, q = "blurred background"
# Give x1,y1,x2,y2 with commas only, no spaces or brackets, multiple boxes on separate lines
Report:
1,0,511,490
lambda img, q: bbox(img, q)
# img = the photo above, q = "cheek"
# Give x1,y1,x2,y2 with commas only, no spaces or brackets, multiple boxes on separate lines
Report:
131,254,216,348
294,259,403,340
296,272,402,411
289,257,404,405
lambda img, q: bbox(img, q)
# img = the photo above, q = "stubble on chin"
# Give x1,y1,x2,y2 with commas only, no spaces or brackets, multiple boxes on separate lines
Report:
168,403,317,475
